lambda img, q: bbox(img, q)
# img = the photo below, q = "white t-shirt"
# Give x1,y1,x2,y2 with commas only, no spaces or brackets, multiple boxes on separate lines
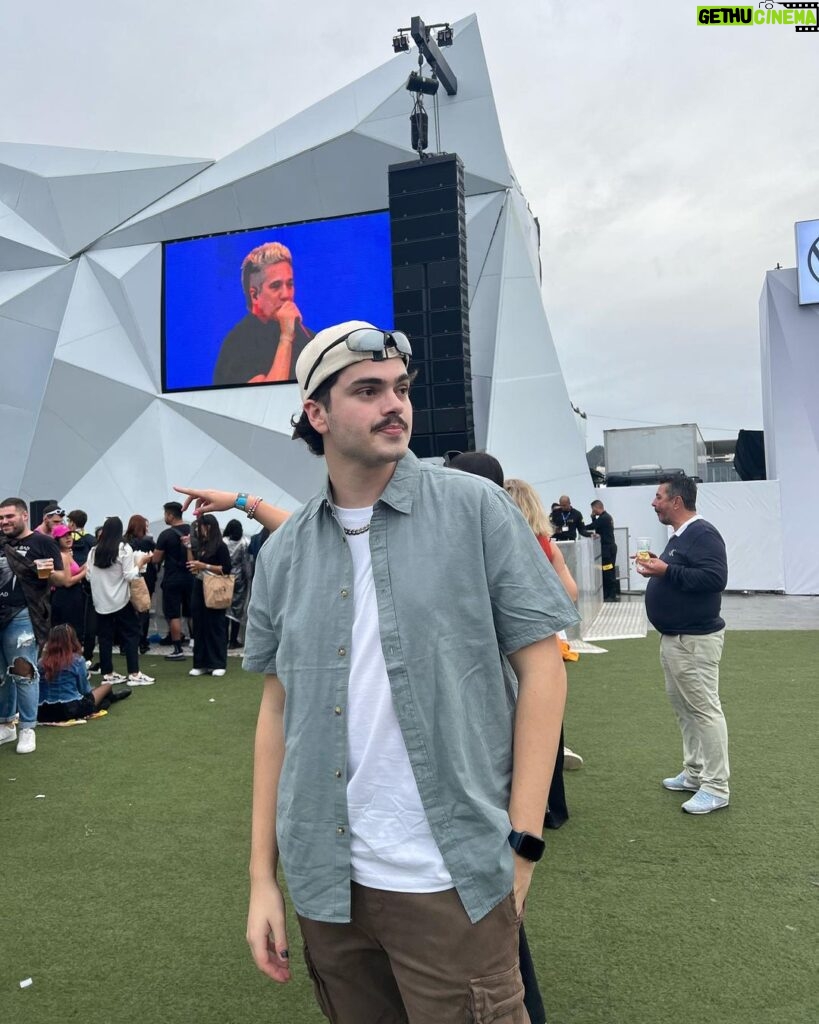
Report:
335,504,453,893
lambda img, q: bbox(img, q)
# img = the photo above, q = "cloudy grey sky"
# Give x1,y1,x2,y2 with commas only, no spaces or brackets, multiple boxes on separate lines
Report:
2,0,815,447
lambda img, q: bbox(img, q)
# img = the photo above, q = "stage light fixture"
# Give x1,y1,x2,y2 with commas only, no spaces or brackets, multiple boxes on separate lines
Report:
436,25,453,46
392,33,409,53
406,71,439,96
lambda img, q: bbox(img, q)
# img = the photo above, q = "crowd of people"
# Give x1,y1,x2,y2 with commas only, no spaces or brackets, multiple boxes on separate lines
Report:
0,498,260,754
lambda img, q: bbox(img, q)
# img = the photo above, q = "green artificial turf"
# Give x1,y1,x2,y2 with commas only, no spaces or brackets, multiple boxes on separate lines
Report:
2,632,817,1023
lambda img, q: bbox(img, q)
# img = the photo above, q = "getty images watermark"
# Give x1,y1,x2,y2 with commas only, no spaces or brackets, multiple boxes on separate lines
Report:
697,3,819,31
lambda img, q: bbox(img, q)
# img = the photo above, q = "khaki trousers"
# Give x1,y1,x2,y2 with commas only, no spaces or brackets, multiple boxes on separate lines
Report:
659,630,729,798
298,883,528,1024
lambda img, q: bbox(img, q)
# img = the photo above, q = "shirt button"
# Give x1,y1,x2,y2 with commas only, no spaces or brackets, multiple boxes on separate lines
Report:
337,647,346,657
334,706,343,715
334,769,342,778
336,826,345,836
340,589,349,598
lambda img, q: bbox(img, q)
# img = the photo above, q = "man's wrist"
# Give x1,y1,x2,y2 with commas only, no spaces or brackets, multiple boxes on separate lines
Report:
508,829,546,862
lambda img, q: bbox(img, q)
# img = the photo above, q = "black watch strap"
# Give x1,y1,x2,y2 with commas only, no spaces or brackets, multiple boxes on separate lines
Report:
508,829,545,863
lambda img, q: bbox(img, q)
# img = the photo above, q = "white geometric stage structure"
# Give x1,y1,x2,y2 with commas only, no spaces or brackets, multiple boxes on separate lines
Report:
0,15,591,525
760,269,819,595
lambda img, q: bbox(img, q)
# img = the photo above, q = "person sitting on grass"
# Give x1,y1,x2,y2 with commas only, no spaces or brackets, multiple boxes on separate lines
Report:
38,624,131,723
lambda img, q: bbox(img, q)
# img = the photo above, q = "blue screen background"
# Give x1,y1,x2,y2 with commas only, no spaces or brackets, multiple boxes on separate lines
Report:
163,211,394,391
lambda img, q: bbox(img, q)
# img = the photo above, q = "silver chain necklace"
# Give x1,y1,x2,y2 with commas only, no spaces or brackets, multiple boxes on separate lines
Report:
342,523,371,536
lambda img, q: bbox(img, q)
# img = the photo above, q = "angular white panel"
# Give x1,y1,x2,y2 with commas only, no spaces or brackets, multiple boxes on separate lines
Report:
170,403,325,503
0,263,78,489
0,200,68,270
21,362,153,502
468,269,503,379
466,192,507,304
487,374,592,505
492,276,563,381
164,382,302,435
87,246,162,389
55,259,155,393
0,262,76,328
0,142,211,256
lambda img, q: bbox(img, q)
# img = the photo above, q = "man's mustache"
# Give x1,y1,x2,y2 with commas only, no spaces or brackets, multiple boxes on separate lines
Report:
372,415,409,433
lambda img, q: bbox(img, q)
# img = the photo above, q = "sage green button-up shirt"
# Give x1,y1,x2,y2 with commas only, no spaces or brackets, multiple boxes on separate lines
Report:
243,452,579,924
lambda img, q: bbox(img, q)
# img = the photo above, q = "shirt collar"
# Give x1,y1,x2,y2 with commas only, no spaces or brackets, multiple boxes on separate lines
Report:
672,514,702,538
306,450,420,521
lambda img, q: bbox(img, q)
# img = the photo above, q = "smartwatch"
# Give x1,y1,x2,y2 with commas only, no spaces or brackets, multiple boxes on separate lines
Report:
234,492,249,511
508,829,545,863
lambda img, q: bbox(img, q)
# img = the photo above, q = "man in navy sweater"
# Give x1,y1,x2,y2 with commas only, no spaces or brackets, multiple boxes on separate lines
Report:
637,474,730,814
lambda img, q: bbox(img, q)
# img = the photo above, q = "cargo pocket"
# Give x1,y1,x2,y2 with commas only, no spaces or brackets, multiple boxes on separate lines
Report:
468,962,526,1023
302,943,334,1021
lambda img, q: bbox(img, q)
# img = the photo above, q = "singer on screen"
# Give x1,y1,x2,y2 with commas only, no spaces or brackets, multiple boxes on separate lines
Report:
212,241,313,386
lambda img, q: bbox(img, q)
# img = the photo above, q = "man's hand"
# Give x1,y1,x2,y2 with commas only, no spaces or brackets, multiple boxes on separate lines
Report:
512,853,535,919
247,877,291,983
635,556,668,577
273,300,302,341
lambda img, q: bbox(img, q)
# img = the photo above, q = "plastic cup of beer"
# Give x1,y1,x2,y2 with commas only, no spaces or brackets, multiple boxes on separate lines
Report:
636,538,652,563
34,558,53,579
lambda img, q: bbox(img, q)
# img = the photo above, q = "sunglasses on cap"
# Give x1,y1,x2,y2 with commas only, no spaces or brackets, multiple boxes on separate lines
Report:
303,328,412,397
46,508,66,518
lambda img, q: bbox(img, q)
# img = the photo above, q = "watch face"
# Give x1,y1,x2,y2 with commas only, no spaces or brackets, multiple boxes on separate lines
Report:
511,830,545,862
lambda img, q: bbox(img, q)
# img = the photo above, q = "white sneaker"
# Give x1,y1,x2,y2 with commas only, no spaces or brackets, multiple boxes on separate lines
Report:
0,723,18,746
17,728,36,754
211,669,226,677
563,747,584,770
103,672,127,684
188,668,206,677
128,672,155,686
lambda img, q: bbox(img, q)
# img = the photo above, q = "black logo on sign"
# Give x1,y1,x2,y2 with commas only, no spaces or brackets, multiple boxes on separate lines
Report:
809,237,819,284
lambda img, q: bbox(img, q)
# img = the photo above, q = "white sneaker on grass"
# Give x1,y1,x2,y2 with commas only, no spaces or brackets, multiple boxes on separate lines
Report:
681,790,729,815
211,669,226,677
103,672,127,684
128,672,155,686
0,723,18,746
563,747,584,770
17,728,36,754
188,669,206,677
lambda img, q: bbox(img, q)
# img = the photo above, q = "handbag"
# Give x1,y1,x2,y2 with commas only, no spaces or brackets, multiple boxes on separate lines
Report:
202,571,235,610
129,576,151,613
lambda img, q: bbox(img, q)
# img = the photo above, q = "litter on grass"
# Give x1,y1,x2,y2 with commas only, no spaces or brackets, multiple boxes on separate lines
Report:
19,978,32,989
35,794,45,799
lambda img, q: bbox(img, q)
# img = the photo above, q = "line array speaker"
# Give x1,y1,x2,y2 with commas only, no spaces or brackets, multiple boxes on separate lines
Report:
389,153,474,460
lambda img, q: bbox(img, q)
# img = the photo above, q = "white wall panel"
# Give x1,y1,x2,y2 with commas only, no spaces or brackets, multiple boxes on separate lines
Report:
760,270,819,594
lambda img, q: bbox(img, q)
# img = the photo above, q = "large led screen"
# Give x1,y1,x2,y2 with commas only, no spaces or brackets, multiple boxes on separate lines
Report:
162,211,394,391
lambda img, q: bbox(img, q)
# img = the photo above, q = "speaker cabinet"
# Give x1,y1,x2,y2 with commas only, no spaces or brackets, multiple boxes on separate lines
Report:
389,154,474,459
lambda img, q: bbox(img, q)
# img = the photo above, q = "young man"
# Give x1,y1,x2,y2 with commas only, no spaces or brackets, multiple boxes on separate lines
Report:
243,321,579,1022
637,474,730,814
0,497,67,754
35,502,66,536
152,502,193,661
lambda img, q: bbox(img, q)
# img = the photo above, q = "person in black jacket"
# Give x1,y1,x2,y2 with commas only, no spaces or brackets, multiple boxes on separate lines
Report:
637,474,730,815
212,241,313,386
549,496,591,541
590,499,619,601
